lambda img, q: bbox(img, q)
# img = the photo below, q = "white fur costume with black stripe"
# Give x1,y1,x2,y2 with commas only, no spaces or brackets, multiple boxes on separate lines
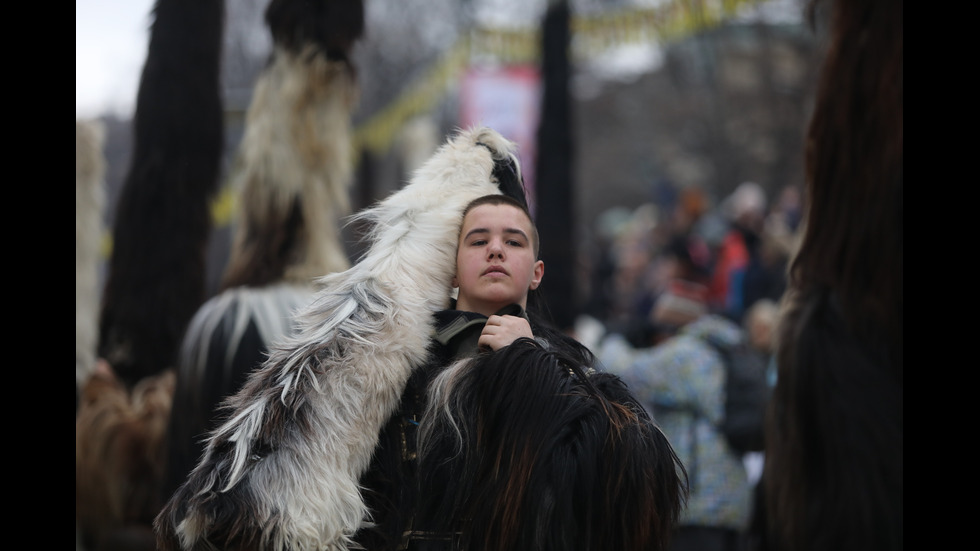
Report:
155,126,527,551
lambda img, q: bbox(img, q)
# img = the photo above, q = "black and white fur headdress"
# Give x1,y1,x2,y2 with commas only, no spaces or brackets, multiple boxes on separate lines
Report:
155,126,527,551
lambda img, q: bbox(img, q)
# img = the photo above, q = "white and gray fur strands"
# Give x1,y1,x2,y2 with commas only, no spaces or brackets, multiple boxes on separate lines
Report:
155,126,527,551
76,119,106,390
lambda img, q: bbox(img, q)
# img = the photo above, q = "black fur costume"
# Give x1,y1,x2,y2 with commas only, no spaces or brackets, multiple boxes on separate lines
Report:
355,302,687,551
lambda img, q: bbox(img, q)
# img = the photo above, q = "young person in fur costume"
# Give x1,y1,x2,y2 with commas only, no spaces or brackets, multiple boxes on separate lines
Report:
156,126,686,551
155,126,534,551
354,194,687,551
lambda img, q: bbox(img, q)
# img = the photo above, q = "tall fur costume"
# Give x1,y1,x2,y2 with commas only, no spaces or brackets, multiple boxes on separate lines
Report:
97,0,225,388
416,337,686,551
221,0,363,289
748,1,903,550
161,0,363,504
154,126,528,551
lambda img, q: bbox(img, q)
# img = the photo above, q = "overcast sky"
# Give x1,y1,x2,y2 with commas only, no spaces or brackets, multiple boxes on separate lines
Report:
76,0,155,119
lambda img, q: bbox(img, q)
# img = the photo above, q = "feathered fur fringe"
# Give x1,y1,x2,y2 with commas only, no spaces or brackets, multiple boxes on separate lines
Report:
76,119,106,389
161,282,320,501
154,126,527,551
418,338,687,551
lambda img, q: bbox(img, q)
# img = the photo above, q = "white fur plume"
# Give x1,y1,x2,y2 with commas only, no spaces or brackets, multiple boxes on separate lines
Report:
226,45,357,282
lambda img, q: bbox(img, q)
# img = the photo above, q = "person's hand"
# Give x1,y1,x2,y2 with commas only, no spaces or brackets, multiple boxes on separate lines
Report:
478,314,534,351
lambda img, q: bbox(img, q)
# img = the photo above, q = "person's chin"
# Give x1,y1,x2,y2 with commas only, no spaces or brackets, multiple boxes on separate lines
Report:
478,287,517,304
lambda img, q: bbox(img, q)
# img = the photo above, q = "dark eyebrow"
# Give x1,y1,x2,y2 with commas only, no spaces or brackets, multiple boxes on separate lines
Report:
463,227,529,242
503,228,530,242
463,228,489,241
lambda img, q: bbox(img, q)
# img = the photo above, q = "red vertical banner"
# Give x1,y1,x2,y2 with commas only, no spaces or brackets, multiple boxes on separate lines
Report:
460,65,541,215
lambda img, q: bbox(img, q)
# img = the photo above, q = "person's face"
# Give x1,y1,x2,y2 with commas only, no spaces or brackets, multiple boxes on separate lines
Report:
453,203,544,316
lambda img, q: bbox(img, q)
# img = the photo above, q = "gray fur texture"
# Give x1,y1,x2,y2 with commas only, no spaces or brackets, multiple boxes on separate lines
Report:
76,119,106,389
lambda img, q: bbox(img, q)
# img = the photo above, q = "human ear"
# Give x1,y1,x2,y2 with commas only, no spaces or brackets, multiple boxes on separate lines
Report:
528,260,544,290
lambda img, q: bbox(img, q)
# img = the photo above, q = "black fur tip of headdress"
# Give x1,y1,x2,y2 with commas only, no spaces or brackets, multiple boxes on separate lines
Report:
476,141,529,211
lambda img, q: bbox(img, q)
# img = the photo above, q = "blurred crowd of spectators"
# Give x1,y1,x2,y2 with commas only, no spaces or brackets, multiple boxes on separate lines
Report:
580,180,801,354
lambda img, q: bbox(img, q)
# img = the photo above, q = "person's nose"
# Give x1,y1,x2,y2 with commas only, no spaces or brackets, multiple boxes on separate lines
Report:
487,238,504,260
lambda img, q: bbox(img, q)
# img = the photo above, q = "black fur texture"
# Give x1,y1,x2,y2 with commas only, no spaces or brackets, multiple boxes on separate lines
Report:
418,338,687,551
98,0,225,387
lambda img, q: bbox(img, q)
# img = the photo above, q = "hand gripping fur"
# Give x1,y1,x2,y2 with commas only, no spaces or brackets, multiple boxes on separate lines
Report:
154,126,527,551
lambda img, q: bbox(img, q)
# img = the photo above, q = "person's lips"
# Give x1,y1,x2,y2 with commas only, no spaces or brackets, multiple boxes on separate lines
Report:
483,265,508,277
